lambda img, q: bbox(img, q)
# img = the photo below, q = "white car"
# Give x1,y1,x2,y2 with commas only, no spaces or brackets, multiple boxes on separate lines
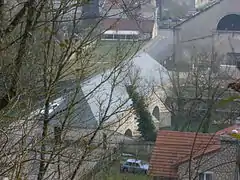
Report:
120,159,149,174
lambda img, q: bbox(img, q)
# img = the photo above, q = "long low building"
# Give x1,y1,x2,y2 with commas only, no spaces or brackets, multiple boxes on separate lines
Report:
101,18,158,40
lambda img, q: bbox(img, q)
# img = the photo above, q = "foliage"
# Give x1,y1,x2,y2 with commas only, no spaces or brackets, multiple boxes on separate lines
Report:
126,85,156,141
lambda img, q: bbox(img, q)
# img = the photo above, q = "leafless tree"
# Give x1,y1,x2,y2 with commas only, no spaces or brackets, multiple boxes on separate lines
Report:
0,0,151,179
150,49,240,180
155,51,240,133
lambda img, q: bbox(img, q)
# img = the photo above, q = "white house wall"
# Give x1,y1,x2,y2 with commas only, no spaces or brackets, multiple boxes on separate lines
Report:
148,91,171,128
214,33,240,54
177,0,240,43
173,0,240,63
105,110,140,137
152,21,158,39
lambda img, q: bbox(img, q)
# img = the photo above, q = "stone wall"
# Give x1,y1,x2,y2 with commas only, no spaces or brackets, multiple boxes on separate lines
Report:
148,88,171,128
106,87,172,136
178,138,238,180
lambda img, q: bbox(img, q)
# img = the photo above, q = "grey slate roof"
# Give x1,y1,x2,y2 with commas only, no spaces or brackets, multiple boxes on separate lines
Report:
35,51,171,128
141,29,174,64
80,52,170,125
50,88,98,128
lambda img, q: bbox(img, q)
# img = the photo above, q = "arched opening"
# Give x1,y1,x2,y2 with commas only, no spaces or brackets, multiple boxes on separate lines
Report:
217,14,240,31
152,106,160,120
124,129,133,137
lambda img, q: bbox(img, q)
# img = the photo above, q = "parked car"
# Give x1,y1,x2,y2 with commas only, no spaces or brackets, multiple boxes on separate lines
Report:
120,159,149,174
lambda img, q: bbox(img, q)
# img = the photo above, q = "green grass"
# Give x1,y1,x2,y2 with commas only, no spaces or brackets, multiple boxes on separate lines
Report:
96,160,152,180
94,149,152,180
65,40,146,80
94,40,144,60
91,40,146,72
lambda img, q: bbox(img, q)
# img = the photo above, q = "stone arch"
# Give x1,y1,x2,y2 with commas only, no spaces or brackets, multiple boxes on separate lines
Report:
124,129,133,137
217,14,240,31
152,106,160,121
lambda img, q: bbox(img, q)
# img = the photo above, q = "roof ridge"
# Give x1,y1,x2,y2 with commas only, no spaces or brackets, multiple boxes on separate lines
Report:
158,130,217,136
174,144,221,166
174,0,224,28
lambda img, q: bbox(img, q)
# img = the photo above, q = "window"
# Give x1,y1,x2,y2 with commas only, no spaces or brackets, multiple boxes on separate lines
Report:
113,34,125,39
125,34,139,40
102,34,114,39
132,34,138,39
132,162,140,167
199,172,213,180
125,162,132,166
52,104,58,109
125,35,132,39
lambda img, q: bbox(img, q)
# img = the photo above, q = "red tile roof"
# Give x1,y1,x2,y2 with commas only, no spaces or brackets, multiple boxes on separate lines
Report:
149,130,220,178
101,18,154,33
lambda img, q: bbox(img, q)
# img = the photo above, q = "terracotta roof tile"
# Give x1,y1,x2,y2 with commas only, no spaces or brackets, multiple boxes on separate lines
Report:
149,130,220,178
175,144,220,165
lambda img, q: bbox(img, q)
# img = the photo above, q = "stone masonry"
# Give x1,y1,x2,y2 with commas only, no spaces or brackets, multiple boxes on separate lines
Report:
178,136,239,180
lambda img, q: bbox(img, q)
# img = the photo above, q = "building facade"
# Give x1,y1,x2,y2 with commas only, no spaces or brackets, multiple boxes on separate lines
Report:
101,18,157,41
178,137,238,180
149,130,240,180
